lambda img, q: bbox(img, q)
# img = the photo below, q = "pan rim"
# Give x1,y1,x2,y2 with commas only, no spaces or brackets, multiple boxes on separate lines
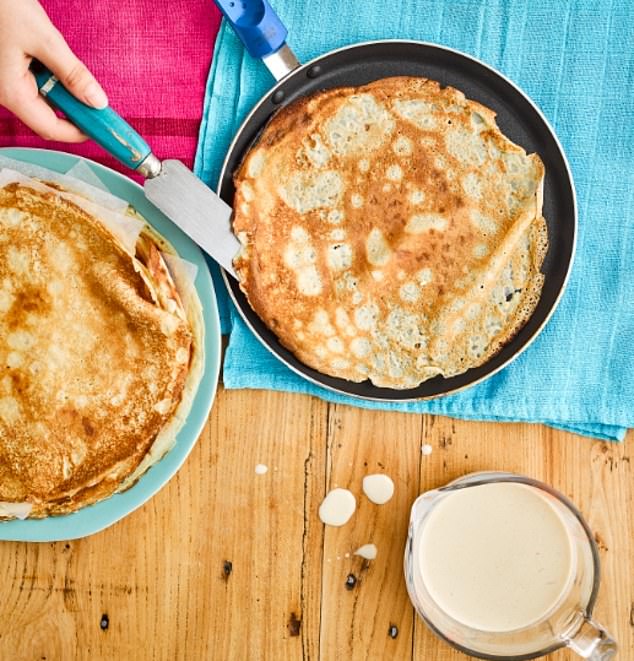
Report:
217,38,577,402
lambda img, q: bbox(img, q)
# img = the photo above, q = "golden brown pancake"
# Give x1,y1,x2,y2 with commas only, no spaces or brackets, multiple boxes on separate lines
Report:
0,179,203,517
233,77,547,388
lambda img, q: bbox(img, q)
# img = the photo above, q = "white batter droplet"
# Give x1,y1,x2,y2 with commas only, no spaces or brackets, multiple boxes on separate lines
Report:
354,543,377,560
255,464,269,475
362,474,395,505
421,444,433,456
319,488,356,526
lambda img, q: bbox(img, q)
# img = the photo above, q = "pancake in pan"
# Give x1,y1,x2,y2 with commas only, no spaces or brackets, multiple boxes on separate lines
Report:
0,178,203,517
233,76,547,389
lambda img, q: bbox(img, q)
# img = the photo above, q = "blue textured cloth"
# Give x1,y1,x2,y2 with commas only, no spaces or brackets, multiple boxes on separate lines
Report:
194,1,634,441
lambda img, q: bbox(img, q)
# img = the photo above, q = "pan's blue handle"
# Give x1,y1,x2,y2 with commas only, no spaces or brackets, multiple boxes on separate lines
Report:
213,0,287,59
30,61,152,171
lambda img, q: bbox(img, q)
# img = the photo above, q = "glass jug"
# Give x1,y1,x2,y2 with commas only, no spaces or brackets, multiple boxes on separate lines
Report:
404,472,617,660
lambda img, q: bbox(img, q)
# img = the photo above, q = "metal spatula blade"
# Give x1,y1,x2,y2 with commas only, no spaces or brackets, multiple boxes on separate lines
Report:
32,63,240,277
144,160,239,277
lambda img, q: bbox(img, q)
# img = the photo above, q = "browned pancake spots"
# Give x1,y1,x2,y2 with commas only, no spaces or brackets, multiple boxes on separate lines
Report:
10,371,29,394
232,76,547,388
0,183,195,516
5,286,51,329
81,417,95,437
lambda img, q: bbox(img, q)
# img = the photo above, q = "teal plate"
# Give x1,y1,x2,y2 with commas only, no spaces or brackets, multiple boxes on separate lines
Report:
0,147,221,542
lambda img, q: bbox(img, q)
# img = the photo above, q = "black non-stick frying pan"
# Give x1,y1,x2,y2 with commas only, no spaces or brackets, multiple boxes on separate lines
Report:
33,0,576,402
213,2,576,401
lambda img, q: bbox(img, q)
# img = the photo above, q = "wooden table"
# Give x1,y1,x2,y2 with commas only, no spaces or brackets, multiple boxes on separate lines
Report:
1,387,632,660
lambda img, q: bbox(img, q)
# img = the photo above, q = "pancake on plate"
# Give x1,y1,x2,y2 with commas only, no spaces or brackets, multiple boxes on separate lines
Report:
233,76,547,389
0,175,203,518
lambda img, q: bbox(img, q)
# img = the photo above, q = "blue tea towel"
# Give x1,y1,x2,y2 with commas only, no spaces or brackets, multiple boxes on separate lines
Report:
194,0,634,441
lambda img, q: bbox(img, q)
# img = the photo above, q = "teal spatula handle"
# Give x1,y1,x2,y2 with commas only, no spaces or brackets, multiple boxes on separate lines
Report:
31,61,153,172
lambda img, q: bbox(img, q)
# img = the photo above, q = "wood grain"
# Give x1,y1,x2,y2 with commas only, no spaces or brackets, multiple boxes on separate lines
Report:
0,387,632,661
319,404,421,660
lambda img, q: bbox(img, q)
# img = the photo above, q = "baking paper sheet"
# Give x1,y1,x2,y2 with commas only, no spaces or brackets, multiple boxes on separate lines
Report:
0,502,32,520
0,154,128,213
0,163,199,295
0,167,143,254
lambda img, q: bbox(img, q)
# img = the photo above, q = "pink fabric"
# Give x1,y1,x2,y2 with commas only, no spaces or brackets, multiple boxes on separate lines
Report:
0,0,222,175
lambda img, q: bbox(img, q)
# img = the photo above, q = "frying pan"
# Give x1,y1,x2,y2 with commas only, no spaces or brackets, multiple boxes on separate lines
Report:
30,0,576,401
213,0,576,401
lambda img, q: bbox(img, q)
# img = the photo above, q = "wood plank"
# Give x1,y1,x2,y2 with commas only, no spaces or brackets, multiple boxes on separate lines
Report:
0,387,329,661
193,387,327,660
0,389,631,661
318,403,421,661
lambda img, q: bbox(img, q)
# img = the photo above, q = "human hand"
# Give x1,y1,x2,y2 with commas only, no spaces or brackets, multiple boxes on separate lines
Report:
0,0,108,142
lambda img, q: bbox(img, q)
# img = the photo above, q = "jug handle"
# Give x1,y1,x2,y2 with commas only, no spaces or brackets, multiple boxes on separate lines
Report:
563,616,617,660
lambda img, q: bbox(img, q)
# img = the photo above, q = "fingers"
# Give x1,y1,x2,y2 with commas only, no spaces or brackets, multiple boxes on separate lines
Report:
32,28,108,109
2,72,87,143
0,0,102,141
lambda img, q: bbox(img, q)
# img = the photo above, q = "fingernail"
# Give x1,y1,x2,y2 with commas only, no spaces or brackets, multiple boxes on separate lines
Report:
84,82,108,109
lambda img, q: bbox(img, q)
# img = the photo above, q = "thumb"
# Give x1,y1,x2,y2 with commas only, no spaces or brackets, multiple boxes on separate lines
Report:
33,30,108,109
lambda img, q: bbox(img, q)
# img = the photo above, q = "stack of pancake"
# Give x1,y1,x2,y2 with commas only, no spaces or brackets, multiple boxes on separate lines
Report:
233,77,547,388
0,174,203,518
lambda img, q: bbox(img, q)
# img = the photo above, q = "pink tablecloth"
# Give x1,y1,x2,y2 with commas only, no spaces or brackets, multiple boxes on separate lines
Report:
0,0,221,174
